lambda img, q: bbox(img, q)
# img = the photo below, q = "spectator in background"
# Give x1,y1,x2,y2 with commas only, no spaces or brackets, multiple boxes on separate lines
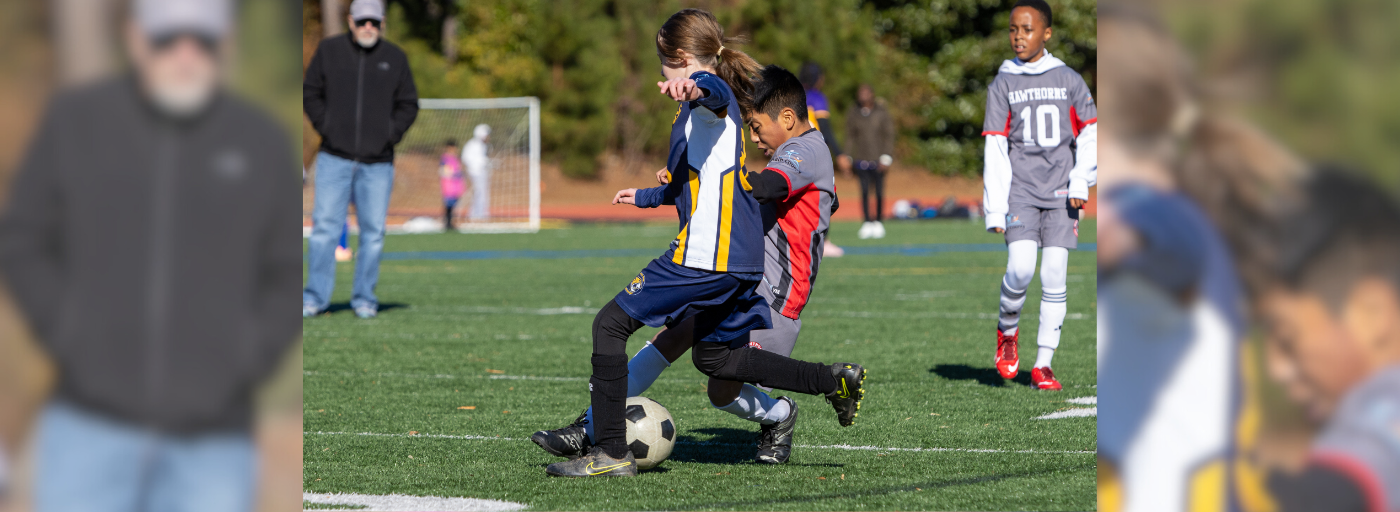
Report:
302,0,419,319
845,83,895,239
799,62,848,256
0,0,301,510
462,124,492,222
440,138,464,230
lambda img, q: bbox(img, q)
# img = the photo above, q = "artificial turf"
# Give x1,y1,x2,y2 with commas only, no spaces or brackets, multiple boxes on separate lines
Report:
302,219,1098,511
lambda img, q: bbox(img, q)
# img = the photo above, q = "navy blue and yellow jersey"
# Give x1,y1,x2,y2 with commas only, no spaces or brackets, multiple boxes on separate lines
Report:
634,71,764,274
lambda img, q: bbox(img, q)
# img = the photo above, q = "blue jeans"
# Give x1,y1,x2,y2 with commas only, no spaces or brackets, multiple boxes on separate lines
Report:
303,151,395,311
33,402,255,512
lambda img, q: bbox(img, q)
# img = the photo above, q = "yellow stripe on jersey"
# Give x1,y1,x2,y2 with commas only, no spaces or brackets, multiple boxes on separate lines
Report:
808,107,819,130
1234,343,1279,512
1188,459,1226,512
716,170,736,271
1097,457,1122,512
672,169,702,265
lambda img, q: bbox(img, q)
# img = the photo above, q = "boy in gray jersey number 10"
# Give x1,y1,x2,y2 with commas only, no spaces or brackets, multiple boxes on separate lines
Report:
982,0,1097,390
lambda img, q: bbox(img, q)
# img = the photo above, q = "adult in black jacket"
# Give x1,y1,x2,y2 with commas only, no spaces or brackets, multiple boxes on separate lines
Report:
302,0,419,319
0,0,300,509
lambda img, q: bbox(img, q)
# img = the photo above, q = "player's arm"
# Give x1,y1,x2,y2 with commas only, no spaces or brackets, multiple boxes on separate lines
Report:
658,73,731,113
748,168,791,204
1267,458,1376,512
879,108,895,170
981,80,1013,233
1067,78,1099,208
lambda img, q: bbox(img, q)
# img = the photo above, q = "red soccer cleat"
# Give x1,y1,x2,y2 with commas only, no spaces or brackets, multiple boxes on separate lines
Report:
995,328,1020,379
1031,367,1062,390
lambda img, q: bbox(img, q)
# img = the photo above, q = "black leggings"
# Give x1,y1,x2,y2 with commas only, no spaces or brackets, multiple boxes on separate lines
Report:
590,300,645,458
856,163,885,222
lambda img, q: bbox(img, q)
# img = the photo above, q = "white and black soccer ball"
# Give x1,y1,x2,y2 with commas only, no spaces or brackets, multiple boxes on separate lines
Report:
624,397,676,470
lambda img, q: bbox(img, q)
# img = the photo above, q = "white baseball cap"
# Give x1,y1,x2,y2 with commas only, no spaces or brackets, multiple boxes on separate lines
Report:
135,0,232,38
350,0,385,21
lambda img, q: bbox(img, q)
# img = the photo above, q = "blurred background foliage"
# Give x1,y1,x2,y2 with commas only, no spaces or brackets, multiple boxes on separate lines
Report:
1161,0,1400,190
303,0,1097,179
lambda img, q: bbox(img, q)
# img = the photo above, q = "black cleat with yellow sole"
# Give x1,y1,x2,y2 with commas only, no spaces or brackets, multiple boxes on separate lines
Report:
531,409,590,459
825,362,866,426
545,446,638,477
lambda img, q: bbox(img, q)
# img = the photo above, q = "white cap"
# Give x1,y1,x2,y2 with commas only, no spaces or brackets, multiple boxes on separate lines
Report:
474,124,491,139
135,0,232,38
350,0,385,21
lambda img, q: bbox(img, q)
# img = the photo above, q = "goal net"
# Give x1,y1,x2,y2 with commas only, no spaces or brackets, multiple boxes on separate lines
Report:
393,97,540,233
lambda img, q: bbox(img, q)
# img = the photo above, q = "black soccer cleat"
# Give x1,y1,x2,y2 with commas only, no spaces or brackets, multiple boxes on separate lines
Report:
545,446,638,477
825,362,866,427
756,396,798,464
531,409,591,460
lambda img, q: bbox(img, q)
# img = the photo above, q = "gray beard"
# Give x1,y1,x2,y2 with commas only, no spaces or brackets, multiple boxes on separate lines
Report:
149,83,215,119
356,35,379,48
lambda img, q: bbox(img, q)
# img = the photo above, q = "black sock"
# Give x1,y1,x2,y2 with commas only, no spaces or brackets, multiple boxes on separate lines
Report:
590,354,629,459
738,348,838,395
445,205,454,230
589,300,644,459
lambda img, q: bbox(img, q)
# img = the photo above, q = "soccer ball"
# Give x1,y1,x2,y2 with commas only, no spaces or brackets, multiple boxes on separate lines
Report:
624,397,676,470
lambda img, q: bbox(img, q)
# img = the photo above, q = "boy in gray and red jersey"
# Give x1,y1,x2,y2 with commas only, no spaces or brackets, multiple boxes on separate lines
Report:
982,0,1097,390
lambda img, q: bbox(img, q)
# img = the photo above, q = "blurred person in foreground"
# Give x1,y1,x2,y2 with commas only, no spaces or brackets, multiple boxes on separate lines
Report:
302,0,419,319
0,0,301,510
845,84,894,240
1255,172,1400,511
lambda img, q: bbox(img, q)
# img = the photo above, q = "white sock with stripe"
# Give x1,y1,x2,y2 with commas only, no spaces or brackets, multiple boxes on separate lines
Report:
999,240,1039,334
1035,247,1069,368
716,384,789,425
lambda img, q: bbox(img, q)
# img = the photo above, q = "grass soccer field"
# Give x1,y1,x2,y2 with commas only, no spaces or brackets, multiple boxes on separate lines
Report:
302,219,1098,511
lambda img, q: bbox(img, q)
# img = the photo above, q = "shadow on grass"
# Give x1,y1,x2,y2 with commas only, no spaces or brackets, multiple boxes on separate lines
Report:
669,428,844,467
323,302,410,315
929,364,1032,387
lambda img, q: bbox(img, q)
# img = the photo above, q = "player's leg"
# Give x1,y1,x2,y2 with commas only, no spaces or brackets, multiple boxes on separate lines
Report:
1031,207,1078,390
996,237,1040,378
304,152,353,316
872,167,887,238
544,299,643,477
691,336,863,427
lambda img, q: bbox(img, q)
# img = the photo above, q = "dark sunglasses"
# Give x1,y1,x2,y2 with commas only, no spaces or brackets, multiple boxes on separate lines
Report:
353,18,382,29
150,33,219,54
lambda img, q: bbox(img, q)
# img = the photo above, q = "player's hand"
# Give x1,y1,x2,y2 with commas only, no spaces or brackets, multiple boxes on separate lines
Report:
612,188,638,205
991,227,1005,234
1069,198,1087,209
656,167,670,185
657,77,703,102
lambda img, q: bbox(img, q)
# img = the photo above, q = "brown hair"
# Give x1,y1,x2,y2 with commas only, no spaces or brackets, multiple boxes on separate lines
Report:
1100,6,1310,294
656,8,763,114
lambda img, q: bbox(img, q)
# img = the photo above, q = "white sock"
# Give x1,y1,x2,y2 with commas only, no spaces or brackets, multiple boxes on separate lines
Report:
999,241,1038,333
1036,247,1069,368
716,384,789,425
627,343,670,396
585,343,671,443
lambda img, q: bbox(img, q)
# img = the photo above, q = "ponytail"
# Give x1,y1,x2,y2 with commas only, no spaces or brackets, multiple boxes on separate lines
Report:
657,9,762,115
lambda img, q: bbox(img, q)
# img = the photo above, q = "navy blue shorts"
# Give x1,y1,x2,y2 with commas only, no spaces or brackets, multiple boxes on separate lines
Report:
613,258,772,343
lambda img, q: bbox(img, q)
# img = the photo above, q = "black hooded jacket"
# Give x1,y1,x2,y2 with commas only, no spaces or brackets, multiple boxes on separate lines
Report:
0,76,302,433
303,33,419,163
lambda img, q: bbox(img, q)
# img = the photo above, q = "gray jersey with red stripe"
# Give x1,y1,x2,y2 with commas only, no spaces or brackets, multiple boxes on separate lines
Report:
983,65,1097,209
1311,366,1400,511
760,129,835,320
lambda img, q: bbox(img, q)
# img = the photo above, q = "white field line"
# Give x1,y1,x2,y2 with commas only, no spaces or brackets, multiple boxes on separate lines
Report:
315,304,1093,321
1066,396,1097,405
303,492,527,512
303,431,1094,455
1034,407,1098,420
303,370,691,384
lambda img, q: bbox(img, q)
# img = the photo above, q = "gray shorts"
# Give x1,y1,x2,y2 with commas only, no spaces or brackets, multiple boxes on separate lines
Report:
747,280,801,357
1004,204,1079,249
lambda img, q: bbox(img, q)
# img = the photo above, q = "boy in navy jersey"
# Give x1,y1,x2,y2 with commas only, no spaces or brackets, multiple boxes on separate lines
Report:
543,10,864,478
983,0,1097,390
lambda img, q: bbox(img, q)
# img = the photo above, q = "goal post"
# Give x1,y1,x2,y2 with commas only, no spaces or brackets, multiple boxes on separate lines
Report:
393,97,540,233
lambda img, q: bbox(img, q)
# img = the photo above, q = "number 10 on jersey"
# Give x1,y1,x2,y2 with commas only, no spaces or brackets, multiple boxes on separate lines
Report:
1019,105,1060,147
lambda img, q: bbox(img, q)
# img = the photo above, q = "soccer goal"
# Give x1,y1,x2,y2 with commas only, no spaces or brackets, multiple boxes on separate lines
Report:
394,97,540,233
